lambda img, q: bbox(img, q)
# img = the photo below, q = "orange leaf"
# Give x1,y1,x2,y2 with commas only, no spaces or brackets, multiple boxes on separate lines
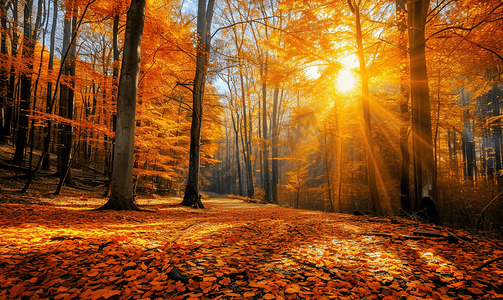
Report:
467,287,484,295
243,291,256,297
219,277,231,285
263,294,276,299
103,290,121,299
200,281,213,292
203,276,217,282
8,284,25,298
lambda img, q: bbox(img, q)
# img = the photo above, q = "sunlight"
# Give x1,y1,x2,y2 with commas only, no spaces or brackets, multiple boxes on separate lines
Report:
336,69,357,93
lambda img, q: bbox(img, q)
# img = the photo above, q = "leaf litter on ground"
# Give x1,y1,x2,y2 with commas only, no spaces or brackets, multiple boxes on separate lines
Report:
1,195,503,300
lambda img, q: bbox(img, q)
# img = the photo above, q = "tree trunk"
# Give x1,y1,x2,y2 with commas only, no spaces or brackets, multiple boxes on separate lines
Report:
461,88,475,180
13,0,34,165
105,13,121,198
58,9,74,183
396,0,411,213
239,71,254,198
100,0,145,211
231,112,243,196
261,59,270,203
323,122,333,211
348,0,381,214
181,0,215,208
28,0,48,171
42,0,58,171
271,87,280,204
0,0,7,144
409,0,439,223
491,84,502,173
4,0,18,141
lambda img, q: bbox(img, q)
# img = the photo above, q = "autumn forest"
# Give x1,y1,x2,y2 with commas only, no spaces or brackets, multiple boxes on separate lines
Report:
1,0,503,229
1,0,503,298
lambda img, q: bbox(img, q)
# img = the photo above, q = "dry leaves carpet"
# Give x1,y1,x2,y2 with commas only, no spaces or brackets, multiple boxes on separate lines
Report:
1,195,503,300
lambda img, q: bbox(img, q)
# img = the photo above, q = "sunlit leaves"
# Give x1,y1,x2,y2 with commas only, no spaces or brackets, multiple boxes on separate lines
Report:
1,197,503,299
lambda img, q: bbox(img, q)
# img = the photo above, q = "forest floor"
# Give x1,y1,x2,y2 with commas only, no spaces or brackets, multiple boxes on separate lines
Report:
1,145,503,299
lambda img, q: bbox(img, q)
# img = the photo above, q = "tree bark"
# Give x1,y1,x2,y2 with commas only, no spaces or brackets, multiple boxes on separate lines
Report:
408,0,439,223
105,13,121,198
348,0,382,214
181,0,215,208
239,71,254,198
100,0,145,211
57,8,74,184
261,59,270,203
13,0,34,165
271,87,280,204
231,111,243,196
4,0,18,141
461,88,475,180
396,0,411,213
0,0,7,144
42,0,58,171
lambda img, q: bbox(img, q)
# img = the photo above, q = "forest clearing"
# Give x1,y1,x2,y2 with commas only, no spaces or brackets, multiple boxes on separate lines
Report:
1,145,503,300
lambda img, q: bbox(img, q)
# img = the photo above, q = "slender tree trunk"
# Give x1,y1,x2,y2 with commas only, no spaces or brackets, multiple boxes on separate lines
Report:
42,0,58,170
181,0,215,208
58,8,74,183
258,91,262,188
13,0,34,165
0,0,7,143
28,0,48,171
271,87,280,204
348,0,381,214
100,0,145,211
105,13,121,198
4,0,18,141
261,58,270,203
396,0,411,213
231,112,243,196
323,122,333,211
239,72,254,197
409,0,439,223
491,84,502,173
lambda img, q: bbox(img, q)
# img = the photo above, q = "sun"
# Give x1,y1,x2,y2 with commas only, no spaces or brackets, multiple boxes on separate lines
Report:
336,69,357,93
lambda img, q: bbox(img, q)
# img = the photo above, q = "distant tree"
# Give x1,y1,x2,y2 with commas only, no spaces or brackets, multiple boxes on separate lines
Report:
181,0,216,208
100,0,145,210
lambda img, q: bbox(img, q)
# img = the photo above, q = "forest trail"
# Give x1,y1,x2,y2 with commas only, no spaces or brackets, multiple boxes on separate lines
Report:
1,191,503,299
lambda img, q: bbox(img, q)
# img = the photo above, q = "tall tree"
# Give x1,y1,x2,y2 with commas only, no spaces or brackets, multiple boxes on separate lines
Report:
408,0,439,222
0,0,7,143
181,0,215,208
57,5,75,183
42,0,58,170
4,0,19,141
271,87,280,204
347,0,381,214
100,0,146,210
13,0,34,165
396,0,411,213
261,55,270,202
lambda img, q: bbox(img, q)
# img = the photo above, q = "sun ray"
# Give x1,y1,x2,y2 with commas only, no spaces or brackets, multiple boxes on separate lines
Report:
336,69,357,93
